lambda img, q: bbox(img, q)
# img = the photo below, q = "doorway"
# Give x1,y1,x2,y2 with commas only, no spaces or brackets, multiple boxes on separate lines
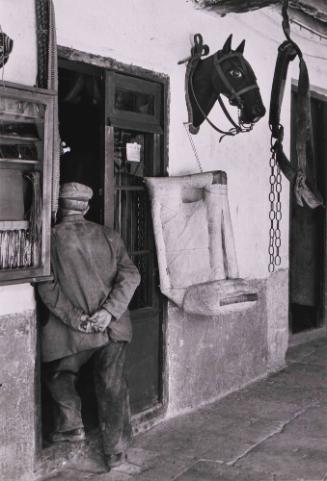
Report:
289,87,327,335
41,57,167,440
58,63,103,223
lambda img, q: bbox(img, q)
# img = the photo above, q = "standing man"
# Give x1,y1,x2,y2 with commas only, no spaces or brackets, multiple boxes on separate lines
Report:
37,182,140,471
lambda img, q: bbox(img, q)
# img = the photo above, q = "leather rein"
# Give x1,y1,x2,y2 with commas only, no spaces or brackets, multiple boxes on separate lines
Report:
179,34,258,140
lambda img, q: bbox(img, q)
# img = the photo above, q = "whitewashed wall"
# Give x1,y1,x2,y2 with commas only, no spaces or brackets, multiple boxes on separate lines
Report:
0,0,325,325
0,3,325,475
0,0,36,316
0,7,38,479
53,0,327,280
0,0,325,297
0,0,37,85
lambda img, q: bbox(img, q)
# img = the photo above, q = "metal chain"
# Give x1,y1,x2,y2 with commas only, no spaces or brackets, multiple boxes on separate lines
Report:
268,146,282,272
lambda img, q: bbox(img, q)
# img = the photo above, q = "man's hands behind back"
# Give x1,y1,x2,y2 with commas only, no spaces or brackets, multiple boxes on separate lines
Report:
90,309,113,333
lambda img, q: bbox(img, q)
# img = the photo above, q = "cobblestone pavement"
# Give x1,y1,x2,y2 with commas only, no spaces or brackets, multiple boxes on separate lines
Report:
36,338,327,481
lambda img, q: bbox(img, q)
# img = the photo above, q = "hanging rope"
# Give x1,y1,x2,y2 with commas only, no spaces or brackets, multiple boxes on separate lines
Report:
183,122,204,173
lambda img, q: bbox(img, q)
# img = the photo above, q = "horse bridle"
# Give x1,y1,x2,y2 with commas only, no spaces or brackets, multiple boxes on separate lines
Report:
185,36,259,140
213,53,259,109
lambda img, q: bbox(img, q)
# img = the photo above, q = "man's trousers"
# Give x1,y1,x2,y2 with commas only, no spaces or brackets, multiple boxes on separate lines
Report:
44,341,131,455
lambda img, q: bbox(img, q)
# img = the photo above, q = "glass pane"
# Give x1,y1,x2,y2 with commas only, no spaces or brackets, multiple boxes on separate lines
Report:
0,96,44,270
0,141,39,161
0,169,42,269
0,97,45,121
115,88,154,115
114,129,145,185
114,189,148,253
0,99,44,162
113,127,154,310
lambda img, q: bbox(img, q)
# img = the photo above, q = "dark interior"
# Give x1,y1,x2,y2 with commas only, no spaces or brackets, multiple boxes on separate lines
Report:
42,66,104,440
289,93,326,334
41,63,164,443
58,67,104,224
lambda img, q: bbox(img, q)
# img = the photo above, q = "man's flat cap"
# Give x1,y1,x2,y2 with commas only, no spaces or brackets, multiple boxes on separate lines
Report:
59,182,93,201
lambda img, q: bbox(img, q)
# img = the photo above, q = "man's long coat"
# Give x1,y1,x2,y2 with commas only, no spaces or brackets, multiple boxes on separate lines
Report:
37,214,141,362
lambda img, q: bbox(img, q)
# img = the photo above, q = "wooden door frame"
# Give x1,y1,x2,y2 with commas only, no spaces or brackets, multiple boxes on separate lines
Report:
58,46,170,428
289,80,327,346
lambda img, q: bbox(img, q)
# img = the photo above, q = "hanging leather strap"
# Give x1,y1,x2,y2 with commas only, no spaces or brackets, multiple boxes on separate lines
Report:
269,38,323,208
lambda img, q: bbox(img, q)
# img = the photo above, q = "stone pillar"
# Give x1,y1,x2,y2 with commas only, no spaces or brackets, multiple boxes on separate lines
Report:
266,269,289,371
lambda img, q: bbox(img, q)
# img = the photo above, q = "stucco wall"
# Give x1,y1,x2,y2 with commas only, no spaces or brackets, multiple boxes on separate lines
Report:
0,2,38,481
0,310,37,481
0,1,324,326
0,0,37,86
0,0,326,477
51,0,327,418
166,279,268,415
166,271,289,417
52,0,327,280
0,4,37,313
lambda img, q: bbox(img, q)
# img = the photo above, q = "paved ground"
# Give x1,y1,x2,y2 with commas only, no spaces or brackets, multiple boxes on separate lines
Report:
36,337,327,481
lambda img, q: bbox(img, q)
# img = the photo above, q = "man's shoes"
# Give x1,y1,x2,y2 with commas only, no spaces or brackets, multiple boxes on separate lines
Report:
105,452,127,472
49,427,86,443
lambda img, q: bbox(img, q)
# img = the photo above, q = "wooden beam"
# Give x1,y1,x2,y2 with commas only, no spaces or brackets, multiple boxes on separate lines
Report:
193,0,327,40
289,0,327,24
194,0,327,30
289,7,327,38
193,0,279,15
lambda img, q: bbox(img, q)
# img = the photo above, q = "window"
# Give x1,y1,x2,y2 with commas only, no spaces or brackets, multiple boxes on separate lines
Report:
0,84,54,284
106,72,162,133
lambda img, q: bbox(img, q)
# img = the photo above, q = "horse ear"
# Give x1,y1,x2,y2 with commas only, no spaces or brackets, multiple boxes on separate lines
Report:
222,34,233,54
236,39,245,54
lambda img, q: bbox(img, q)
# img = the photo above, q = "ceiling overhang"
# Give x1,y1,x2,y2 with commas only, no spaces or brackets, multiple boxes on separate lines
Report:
193,1,327,37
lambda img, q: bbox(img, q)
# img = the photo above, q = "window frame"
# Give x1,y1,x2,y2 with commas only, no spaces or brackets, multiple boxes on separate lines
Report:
106,71,163,134
0,82,54,285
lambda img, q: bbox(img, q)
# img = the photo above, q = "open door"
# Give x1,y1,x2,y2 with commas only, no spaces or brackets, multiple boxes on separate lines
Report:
289,87,327,335
104,71,166,416
41,60,166,442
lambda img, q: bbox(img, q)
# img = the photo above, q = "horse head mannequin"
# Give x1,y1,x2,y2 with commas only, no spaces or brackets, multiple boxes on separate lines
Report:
182,34,266,137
